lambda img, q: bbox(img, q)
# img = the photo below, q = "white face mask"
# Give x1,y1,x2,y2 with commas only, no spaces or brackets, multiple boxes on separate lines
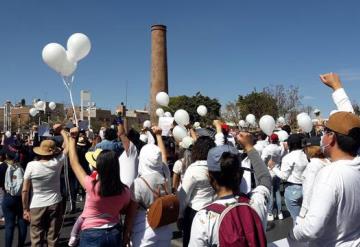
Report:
320,135,330,155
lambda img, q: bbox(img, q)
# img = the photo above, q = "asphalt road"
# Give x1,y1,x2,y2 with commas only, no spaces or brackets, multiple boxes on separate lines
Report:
0,201,293,246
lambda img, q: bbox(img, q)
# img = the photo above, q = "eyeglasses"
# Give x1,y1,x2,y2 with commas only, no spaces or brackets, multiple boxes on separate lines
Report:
323,127,335,136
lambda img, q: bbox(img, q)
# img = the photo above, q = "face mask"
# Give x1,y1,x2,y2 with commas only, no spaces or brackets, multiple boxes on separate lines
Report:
320,135,330,154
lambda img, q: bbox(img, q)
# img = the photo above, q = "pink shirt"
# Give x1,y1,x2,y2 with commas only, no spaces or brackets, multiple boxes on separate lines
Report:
81,176,130,230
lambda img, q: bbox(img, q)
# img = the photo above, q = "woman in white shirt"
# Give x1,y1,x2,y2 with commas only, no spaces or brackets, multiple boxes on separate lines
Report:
177,136,216,247
299,136,329,218
269,134,308,221
131,127,172,247
172,148,192,192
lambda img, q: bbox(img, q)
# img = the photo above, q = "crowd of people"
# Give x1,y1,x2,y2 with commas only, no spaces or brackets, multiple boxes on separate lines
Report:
0,72,359,247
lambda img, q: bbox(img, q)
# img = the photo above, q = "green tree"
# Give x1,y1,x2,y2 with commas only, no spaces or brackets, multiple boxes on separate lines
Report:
237,90,279,120
166,92,221,126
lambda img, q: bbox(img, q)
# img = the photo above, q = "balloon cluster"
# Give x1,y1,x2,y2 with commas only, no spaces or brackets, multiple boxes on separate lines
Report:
42,33,91,124
29,101,56,117
154,92,208,142
42,33,91,77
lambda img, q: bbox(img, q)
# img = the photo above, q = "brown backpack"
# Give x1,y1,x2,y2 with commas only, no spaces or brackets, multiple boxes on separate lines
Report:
140,177,179,229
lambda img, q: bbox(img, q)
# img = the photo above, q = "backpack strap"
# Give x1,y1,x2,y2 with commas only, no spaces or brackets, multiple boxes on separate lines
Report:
140,177,160,198
140,177,169,198
206,194,250,214
206,203,227,214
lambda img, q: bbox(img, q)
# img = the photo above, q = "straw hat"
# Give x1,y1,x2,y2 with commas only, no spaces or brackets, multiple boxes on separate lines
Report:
85,149,103,169
33,140,61,156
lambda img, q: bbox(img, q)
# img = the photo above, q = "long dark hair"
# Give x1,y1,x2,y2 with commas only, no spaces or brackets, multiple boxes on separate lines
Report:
191,136,215,162
208,152,242,194
95,150,126,197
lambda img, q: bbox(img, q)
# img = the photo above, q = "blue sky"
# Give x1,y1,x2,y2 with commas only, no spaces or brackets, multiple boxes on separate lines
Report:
1,0,360,117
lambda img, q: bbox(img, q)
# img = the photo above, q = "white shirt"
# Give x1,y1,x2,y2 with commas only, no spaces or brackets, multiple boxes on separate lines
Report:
24,153,65,208
292,157,360,246
261,143,282,177
240,157,252,194
173,159,186,182
273,150,308,184
332,88,354,113
299,158,329,218
119,142,138,187
189,185,270,247
254,140,269,156
177,160,215,217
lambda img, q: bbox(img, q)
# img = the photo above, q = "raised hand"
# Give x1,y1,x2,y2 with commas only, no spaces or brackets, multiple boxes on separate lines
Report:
319,72,342,91
236,132,254,152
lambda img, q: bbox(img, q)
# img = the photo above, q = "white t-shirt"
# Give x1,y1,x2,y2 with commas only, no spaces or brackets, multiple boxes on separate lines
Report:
24,153,66,208
119,142,139,187
173,159,186,181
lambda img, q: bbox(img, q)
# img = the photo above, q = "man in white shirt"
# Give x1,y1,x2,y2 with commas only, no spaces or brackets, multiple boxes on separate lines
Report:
261,133,283,221
290,110,360,246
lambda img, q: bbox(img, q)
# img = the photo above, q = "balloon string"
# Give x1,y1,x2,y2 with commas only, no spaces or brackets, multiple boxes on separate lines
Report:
62,76,78,126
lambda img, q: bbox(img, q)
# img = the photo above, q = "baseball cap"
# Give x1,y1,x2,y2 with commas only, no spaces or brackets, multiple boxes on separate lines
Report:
325,112,360,136
270,133,279,142
302,136,321,148
207,145,239,172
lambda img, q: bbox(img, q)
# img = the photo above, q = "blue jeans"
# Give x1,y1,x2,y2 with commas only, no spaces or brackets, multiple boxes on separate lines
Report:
284,184,303,221
79,225,122,247
269,177,282,215
2,193,28,247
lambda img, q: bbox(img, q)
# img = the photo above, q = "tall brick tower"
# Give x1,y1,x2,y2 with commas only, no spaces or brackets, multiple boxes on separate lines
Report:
150,24,168,123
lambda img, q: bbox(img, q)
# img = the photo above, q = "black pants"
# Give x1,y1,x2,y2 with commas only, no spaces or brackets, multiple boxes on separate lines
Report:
183,206,198,247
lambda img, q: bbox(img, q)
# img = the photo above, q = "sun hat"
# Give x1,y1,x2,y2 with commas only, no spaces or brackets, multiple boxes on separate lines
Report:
33,140,61,156
85,149,103,169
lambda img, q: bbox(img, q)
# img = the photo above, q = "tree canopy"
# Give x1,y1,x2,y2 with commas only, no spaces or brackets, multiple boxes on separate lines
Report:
167,92,221,126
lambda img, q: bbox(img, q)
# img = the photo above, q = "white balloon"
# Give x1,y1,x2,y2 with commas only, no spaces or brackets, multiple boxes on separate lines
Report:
42,43,67,73
259,115,276,136
36,101,45,109
246,114,256,125
143,120,151,129
197,105,207,116
174,109,190,126
297,113,313,133
239,120,246,128
164,112,172,117
156,108,165,117
29,108,38,117
181,136,194,149
60,53,77,76
5,131,11,138
156,92,169,107
276,130,289,142
49,102,56,110
67,33,91,62
277,117,286,125
297,112,308,121
172,126,188,142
